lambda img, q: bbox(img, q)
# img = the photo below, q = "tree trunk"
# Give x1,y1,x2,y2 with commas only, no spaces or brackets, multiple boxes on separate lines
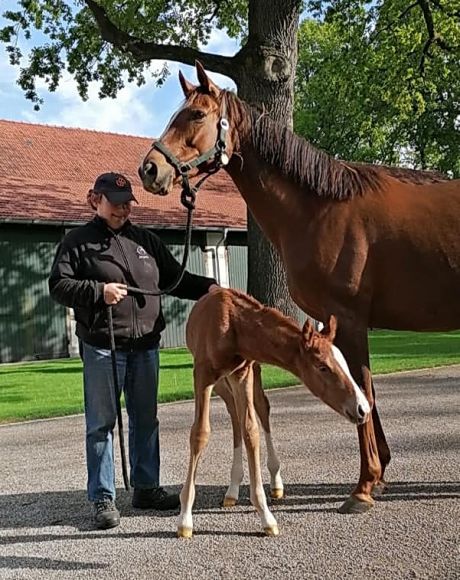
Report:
233,0,302,318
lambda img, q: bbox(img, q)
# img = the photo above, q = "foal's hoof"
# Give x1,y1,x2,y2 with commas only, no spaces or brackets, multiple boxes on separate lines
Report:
177,526,193,539
264,524,279,537
223,496,237,508
372,481,388,497
270,488,284,500
338,495,374,514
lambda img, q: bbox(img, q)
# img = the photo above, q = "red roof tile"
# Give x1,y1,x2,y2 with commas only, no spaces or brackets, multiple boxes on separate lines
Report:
0,119,247,229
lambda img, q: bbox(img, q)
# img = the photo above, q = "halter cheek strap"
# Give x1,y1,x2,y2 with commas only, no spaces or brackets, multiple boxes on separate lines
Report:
151,100,230,209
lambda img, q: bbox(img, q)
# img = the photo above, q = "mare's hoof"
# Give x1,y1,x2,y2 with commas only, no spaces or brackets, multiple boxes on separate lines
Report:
338,495,374,514
264,525,280,537
270,488,284,500
372,481,388,497
223,496,237,508
177,526,193,538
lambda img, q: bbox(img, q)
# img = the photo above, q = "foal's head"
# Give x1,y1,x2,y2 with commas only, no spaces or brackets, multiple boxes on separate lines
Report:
139,61,234,196
299,317,370,425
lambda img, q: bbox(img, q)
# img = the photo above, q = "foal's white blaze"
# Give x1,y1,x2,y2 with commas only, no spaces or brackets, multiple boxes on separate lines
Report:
332,345,371,419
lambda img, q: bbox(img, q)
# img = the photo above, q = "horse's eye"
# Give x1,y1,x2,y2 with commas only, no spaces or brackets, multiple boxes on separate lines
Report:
317,364,330,373
191,110,206,121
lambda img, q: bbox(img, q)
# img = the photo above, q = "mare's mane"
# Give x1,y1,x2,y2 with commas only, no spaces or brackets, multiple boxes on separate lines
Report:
217,91,447,200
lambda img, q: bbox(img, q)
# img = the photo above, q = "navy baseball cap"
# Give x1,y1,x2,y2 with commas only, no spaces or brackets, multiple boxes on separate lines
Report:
92,172,138,204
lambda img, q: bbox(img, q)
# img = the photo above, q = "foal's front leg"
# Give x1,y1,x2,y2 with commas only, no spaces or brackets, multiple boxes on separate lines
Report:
228,365,279,536
177,367,214,538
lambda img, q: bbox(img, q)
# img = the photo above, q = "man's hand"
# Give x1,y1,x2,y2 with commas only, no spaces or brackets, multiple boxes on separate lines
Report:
104,283,128,305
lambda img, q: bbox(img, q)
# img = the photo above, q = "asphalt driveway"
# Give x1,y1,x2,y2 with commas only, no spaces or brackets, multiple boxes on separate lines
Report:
0,365,459,579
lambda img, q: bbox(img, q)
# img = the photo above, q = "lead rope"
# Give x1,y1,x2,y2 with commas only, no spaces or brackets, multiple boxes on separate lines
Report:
110,102,229,485
107,172,212,489
107,305,130,491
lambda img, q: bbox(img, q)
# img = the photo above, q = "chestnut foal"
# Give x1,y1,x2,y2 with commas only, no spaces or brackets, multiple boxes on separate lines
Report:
177,288,370,538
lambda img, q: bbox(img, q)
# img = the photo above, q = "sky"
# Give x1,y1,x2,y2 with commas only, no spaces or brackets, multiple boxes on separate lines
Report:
0,3,239,138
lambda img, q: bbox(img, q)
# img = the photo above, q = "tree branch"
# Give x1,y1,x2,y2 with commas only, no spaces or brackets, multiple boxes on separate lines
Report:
371,2,419,42
430,0,460,19
417,0,454,74
83,0,236,76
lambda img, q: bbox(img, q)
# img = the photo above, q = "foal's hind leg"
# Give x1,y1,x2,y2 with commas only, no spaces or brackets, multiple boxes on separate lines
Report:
214,378,244,507
177,365,214,538
228,364,279,536
252,363,284,500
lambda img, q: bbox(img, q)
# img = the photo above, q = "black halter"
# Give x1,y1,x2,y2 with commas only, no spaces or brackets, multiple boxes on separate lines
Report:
151,100,229,210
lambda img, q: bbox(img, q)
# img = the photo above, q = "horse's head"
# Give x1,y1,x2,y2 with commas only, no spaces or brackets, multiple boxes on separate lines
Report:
139,62,232,196
299,316,371,425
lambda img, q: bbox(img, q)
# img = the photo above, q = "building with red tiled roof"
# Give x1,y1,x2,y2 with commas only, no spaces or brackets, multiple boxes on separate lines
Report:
0,119,248,362
0,119,246,229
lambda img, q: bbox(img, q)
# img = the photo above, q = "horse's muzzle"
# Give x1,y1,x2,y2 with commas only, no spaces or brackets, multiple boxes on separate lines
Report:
139,162,173,196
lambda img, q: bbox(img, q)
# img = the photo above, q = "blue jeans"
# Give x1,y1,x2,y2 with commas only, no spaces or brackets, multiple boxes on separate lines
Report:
81,342,160,502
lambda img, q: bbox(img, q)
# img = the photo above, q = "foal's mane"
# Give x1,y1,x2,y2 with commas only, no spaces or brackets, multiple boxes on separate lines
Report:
217,90,447,200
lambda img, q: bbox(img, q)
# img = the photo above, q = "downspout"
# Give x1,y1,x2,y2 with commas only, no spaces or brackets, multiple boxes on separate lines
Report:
215,228,228,286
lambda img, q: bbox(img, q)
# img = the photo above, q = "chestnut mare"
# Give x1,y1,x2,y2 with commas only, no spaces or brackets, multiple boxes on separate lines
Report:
140,62,460,514
179,287,370,537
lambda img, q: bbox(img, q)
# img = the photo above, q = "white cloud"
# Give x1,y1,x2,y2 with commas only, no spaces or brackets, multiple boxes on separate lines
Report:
21,70,156,136
0,48,20,95
206,28,240,57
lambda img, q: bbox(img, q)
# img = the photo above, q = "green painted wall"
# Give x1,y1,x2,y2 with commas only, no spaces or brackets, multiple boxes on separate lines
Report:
0,225,68,362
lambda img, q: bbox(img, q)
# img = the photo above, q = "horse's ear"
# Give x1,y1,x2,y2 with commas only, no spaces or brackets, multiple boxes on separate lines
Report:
321,315,337,343
301,319,315,349
195,60,220,97
179,70,195,98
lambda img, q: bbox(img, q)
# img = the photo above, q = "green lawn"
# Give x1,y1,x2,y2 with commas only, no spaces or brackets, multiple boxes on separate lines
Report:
1,330,459,423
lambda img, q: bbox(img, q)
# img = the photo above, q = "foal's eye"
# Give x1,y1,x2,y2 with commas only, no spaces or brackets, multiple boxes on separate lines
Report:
191,109,206,121
318,364,330,373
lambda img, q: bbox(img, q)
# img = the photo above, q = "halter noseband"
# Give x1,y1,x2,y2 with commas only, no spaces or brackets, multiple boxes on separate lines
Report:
151,100,230,209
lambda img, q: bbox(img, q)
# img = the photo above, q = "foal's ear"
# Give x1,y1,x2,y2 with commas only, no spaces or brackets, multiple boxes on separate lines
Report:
179,70,196,98
301,319,316,349
195,60,220,97
321,315,337,343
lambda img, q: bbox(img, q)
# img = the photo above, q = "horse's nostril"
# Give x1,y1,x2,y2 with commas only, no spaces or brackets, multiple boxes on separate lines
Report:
357,404,366,418
144,162,157,180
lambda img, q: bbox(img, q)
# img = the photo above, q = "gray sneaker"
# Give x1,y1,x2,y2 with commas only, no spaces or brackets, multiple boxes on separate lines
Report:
93,499,120,529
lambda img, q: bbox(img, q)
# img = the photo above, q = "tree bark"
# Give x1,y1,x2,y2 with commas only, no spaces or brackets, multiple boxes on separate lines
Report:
234,0,302,318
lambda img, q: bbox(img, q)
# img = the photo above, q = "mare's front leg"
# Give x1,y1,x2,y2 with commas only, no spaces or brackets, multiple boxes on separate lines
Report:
369,378,391,495
228,364,279,536
214,378,244,506
177,365,214,538
334,323,384,513
252,362,284,499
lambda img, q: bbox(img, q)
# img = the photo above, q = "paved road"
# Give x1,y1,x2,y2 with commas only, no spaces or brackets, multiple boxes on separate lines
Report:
0,366,459,580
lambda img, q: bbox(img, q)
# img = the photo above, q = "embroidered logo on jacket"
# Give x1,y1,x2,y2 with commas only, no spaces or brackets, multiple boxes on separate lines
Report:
136,246,149,259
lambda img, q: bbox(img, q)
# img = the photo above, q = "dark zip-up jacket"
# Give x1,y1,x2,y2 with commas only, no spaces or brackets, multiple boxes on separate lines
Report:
48,216,216,350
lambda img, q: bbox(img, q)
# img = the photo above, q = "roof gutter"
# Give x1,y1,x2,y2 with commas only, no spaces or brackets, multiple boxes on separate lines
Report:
0,217,246,232
0,217,85,227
